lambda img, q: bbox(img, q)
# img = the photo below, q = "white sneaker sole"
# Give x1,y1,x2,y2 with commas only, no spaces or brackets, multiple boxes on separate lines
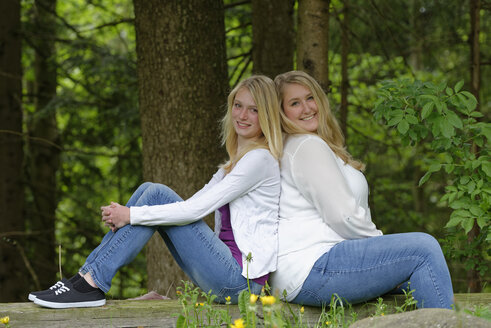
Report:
28,293,36,301
34,298,106,309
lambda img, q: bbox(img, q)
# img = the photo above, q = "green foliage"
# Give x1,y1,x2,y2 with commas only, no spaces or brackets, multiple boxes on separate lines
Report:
373,78,490,276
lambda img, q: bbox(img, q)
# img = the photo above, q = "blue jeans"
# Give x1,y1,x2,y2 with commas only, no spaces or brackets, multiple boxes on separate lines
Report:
292,233,454,309
80,182,262,303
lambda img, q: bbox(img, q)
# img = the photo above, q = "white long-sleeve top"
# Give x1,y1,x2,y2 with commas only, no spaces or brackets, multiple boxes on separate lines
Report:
130,148,280,279
270,135,382,300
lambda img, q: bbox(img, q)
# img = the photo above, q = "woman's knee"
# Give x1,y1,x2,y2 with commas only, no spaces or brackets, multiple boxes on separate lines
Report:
405,232,444,258
142,183,181,203
135,181,153,193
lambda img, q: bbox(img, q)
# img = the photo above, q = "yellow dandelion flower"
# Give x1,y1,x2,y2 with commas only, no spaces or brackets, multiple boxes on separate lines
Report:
326,321,331,325
260,295,276,306
230,318,245,328
300,306,304,314
250,293,258,304
381,313,385,316
0,316,9,324
176,290,182,295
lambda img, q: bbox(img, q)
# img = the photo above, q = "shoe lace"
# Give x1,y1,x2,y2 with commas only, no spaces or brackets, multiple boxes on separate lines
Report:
49,281,65,290
55,286,70,295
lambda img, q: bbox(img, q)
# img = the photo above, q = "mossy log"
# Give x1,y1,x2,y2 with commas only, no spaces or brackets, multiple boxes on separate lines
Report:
0,293,488,327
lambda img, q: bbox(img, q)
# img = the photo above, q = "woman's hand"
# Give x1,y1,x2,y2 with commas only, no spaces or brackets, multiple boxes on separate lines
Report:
101,202,130,232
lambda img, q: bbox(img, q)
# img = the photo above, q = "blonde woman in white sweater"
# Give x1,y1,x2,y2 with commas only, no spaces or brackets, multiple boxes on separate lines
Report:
271,71,453,309
30,75,283,309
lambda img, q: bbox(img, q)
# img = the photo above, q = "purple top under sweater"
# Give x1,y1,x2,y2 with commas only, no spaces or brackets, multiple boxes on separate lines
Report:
218,204,268,285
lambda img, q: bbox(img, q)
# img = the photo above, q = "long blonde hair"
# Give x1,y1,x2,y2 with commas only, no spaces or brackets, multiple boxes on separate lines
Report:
221,75,283,173
274,70,364,170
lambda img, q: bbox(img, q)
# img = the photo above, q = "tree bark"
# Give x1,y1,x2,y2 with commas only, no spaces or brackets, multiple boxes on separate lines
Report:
340,0,349,140
133,0,228,296
0,0,27,302
251,0,295,78
26,0,59,290
467,0,482,293
297,0,330,92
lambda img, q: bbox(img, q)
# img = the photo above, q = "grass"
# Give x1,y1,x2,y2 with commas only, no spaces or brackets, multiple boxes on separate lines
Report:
174,281,421,328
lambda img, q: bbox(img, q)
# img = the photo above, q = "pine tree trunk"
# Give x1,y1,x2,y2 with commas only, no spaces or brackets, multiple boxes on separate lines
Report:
133,0,228,297
251,0,294,78
0,0,27,302
297,0,330,92
26,0,59,290
467,0,482,293
340,0,349,140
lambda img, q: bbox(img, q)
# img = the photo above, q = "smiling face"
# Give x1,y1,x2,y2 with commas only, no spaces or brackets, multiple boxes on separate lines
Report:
281,83,319,132
231,87,263,146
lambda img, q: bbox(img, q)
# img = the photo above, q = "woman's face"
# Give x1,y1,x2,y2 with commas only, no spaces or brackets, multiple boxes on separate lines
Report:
282,83,319,132
232,87,262,144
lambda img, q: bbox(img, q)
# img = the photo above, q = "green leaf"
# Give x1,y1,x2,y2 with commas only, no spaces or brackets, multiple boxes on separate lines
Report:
454,80,464,93
477,217,487,229
467,181,476,193
446,111,463,129
482,162,491,177
237,290,249,318
460,91,478,110
397,120,410,134
469,205,483,216
470,111,484,118
387,116,403,126
428,163,442,173
419,171,432,186
432,117,443,137
176,315,186,328
445,216,462,228
440,118,455,138
445,164,455,173
406,115,418,124
450,199,470,210
421,102,434,119
435,100,443,113
462,218,475,234
481,125,491,141
445,87,453,96
460,176,470,184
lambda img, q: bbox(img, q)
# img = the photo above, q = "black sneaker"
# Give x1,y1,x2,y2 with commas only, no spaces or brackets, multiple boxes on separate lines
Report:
33,280,106,309
28,278,69,301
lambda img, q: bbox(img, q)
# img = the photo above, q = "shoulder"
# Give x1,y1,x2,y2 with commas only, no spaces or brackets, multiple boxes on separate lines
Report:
284,134,332,157
240,148,278,166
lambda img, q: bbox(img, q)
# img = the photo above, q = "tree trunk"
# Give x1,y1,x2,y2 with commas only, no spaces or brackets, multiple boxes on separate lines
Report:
297,0,330,92
133,0,228,297
0,0,27,302
409,0,423,71
340,0,349,140
467,0,482,293
26,0,59,290
251,0,295,78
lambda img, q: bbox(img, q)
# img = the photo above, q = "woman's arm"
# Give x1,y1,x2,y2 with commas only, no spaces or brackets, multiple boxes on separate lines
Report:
124,149,277,226
291,137,381,239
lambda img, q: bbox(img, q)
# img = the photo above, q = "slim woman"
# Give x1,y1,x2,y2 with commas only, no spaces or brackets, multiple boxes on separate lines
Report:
30,75,283,308
270,70,454,309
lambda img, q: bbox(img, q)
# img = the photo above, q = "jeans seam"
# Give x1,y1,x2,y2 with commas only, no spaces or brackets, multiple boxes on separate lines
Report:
323,255,424,274
98,226,133,263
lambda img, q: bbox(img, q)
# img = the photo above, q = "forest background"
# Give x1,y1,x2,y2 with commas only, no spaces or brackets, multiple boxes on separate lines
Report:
0,0,489,302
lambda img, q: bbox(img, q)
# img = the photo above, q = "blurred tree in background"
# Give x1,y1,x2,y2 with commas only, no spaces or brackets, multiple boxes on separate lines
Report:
0,0,489,301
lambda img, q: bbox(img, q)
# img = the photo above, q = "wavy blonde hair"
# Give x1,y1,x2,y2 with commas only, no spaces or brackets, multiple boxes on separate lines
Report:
221,75,283,173
274,70,364,170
